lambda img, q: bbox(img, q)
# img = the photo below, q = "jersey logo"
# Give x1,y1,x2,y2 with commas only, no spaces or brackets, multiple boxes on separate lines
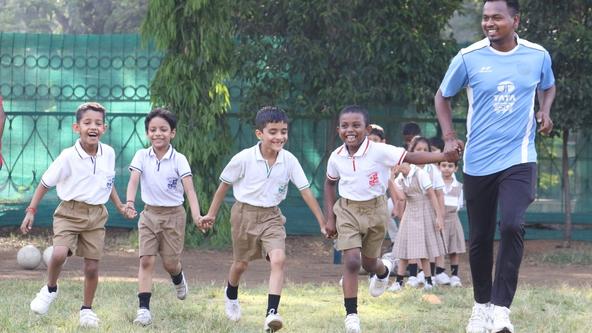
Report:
493,80,517,114
167,177,179,190
368,172,379,187
479,66,493,73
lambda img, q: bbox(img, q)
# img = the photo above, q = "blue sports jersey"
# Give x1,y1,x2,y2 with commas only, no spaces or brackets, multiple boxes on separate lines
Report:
440,36,555,176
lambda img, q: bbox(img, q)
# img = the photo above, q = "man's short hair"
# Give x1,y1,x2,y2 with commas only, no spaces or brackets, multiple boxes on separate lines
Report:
484,0,520,16
402,122,421,136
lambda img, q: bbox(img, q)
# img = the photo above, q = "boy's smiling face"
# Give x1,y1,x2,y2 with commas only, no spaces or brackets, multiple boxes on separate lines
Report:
147,116,176,151
73,110,106,152
337,112,370,153
256,121,288,153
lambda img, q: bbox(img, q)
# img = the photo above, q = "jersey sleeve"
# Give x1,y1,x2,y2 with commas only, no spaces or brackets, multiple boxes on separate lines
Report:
129,150,144,173
219,153,244,184
431,167,445,190
439,52,469,98
379,143,407,167
326,153,339,181
538,50,555,91
289,157,310,190
177,154,192,179
41,151,70,188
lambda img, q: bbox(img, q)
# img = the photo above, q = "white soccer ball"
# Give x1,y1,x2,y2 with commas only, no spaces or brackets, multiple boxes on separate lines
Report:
43,246,54,267
17,245,42,270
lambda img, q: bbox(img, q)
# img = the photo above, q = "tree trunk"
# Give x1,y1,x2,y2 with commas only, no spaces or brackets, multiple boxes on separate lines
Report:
561,128,572,248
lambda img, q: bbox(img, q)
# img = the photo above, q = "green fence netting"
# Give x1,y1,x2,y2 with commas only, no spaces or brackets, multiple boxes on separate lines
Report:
1,33,591,240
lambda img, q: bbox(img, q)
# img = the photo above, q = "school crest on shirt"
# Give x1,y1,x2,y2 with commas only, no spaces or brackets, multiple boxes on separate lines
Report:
278,183,288,194
167,177,179,190
105,176,114,190
368,171,379,187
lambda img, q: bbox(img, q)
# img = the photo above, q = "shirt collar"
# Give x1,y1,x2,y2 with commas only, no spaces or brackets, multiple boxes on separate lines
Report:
148,145,175,160
74,139,103,159
337,136,371,158
254,142,285,163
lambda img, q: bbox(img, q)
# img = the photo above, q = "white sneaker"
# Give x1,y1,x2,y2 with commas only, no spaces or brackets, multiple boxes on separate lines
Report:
344,313,361,333
417,271,426,284
30,285,58,315
79,309,100,328
133,308,152,326
466,302,491,333
407,276,420,288
423,282,433,291
388,281,403,292
368,259,392,297
492,305,514,333
450,275,463,287
174,272,188,300
264,310,283,332
435,272,451,285
224,287,241,321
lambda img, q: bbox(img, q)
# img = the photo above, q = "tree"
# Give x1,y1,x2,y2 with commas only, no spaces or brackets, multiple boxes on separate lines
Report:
519,1,592,247
142,0,235,246
233,1,463,117
0,0,148,33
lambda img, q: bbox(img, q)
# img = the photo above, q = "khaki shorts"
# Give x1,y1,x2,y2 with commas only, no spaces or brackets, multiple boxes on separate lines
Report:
231,202,286,262
138,205,186,261
53,200,108,260
334,196,388,258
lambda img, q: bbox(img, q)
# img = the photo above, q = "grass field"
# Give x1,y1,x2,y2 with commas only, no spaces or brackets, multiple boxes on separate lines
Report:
1,279,591,333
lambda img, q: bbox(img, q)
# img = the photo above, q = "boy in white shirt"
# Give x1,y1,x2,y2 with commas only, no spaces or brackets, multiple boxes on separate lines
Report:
324,105,460,333
201,106,326,332
20,102,127,328
125,108,203,326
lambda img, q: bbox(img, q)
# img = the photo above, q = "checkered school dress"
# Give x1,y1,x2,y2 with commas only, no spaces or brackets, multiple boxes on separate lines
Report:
393,171,445,260
443,181,466,254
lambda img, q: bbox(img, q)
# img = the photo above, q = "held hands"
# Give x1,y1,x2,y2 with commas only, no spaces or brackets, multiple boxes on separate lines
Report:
443,138,464,162
198,215,215,231
123,201,137,219
536,111,553,135
324,217,337,239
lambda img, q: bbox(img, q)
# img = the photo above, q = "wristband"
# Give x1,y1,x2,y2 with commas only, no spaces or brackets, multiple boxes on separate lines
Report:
25,206,37,214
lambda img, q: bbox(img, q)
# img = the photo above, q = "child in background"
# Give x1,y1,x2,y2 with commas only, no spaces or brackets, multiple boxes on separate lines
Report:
324,105,458,333
20,102,127,328
368,124,399,247
389,161,445,292
439,160,466,287
201,106,326,332
402,122,421,150
125,108,203,326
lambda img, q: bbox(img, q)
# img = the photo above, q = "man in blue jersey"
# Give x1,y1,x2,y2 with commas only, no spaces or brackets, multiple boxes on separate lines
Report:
434,1,555,332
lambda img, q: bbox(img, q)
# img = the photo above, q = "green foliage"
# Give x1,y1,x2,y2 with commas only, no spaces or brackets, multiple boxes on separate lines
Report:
233,0,463,116
142,0,235,247
0,0,148,33
519,2,592,131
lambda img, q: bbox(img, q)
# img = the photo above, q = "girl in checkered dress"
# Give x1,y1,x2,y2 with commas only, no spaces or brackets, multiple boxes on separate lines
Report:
390,160,445,291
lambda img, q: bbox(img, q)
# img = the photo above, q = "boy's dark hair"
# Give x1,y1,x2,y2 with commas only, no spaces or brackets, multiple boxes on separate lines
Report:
145,108,177,132
409,136,432,153
429,136,445,151
369,124,385,140
76,102,106,122
484,0,520,16
255,106,289,131
339,105,369,126
440,160,459,167
402,122,421,136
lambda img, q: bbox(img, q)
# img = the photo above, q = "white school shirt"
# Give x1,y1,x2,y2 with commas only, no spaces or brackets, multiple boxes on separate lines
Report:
41,139,115,205
326,138,406,201
129,145,192,207
219,143,309,207
443,179,464,211
394,164,433,194
424,164,445,191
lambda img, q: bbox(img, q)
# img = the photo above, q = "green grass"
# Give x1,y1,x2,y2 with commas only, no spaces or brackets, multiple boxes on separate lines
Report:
1,279,591,333
532,244,592,266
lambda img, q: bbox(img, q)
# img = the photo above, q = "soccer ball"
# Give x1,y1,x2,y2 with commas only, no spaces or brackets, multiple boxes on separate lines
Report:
17,245,42,269
43,246,54,267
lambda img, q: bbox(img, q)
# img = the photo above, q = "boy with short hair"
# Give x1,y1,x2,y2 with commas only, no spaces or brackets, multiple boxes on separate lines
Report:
324,105,459,333
125,108,203,326
20,102,127,328
201,106,326,332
